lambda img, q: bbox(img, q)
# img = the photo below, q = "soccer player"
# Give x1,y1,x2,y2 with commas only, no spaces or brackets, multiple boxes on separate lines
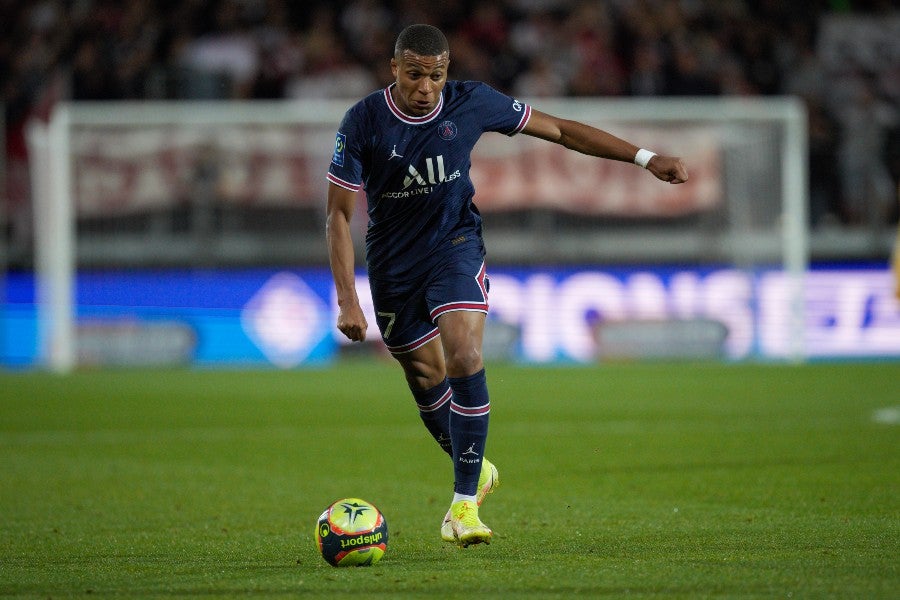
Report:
326,24,688,547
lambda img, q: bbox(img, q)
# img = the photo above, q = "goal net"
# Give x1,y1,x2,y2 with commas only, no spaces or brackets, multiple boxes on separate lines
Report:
26,97,807,371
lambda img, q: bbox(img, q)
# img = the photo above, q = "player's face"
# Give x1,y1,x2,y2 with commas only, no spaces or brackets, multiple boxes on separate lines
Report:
390,50,449,116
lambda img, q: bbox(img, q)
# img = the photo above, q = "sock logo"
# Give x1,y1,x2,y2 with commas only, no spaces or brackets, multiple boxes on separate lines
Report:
459,443,481,464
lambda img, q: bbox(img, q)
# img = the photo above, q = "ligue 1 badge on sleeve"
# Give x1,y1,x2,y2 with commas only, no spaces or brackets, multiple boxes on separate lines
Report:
332,132,347,166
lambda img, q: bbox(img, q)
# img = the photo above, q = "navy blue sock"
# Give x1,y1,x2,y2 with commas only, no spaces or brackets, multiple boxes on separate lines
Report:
448,368,490,496
411,379,453,456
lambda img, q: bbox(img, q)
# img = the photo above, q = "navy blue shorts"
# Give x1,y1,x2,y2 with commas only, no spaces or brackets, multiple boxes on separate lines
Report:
369,252,488,354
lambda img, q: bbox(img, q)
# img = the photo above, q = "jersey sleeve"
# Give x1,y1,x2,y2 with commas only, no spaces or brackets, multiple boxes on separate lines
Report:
473,82,532,137
326,104,366,193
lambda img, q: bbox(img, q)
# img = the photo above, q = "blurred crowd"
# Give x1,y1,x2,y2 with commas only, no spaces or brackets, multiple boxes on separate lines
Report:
2,0,899,238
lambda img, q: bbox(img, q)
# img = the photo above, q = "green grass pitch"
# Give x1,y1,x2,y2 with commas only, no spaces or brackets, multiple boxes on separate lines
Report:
1,361,898,598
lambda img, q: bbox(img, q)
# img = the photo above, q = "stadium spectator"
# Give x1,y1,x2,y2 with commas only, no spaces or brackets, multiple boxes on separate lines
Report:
834,77,897,226
627,42,667,97
178,1,260,99
513,55,567,98
250,6,305,99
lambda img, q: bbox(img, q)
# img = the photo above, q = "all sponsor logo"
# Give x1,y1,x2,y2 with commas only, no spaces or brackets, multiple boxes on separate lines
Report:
381,155,461,199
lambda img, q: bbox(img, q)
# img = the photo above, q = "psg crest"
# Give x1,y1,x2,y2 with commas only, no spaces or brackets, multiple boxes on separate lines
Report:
437,120,457,141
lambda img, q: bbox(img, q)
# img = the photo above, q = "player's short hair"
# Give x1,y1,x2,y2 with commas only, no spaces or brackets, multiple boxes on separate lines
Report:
394,24,449,58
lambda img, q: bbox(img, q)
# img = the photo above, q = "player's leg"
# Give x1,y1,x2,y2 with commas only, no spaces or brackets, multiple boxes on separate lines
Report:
393,339,453,457
435,310,494,546
437,309,489,497
369,275,456,456
392,339,498,535
376,257,497,545
426,254,495,545
394,336,498,544
427,257,491,500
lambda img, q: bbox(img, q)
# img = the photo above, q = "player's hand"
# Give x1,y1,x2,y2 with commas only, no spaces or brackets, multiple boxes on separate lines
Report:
336,303,368,342
647,155,689,184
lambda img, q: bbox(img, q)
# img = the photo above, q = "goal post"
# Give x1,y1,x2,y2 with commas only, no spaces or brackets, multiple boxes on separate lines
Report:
28,109,76,373
29,96,808,370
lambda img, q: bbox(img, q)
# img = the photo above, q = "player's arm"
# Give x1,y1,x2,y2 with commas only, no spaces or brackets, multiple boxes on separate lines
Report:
326,182,368,342
522,109,688,184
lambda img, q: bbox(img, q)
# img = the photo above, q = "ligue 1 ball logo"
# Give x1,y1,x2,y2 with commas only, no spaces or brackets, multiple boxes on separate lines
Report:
315,498,388,567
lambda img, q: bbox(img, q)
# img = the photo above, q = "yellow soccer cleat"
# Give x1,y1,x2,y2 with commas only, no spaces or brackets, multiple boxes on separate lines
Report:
448,500,492,547
440,458,499,543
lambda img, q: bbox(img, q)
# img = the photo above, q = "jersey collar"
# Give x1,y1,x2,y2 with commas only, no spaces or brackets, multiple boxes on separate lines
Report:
383,83,444,125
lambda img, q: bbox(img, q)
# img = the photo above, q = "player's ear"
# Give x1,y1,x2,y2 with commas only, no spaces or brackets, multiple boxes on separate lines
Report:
390,58,398,79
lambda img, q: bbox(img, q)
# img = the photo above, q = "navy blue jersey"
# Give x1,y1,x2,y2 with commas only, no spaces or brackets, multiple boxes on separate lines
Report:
327,81,532,282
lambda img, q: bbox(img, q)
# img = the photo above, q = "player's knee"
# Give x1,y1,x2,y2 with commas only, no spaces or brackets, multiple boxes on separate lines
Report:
405,371,445,391
444,345,483,377
399,357,446,391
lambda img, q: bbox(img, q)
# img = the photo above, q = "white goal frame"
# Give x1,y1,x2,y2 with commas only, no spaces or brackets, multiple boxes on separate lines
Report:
29,97,807,372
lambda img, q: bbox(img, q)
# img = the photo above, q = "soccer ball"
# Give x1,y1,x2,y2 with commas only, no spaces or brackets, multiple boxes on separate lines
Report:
315,498,388,567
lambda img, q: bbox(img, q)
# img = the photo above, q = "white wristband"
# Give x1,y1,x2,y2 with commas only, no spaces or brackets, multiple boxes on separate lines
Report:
634,148,657,169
